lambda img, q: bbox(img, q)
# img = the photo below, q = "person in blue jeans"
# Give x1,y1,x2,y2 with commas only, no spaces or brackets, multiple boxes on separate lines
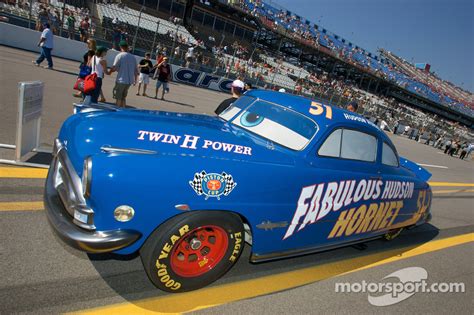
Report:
33,23,54,69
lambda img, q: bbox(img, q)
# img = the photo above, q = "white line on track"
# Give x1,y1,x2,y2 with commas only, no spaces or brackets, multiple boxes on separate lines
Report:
417,163,449,169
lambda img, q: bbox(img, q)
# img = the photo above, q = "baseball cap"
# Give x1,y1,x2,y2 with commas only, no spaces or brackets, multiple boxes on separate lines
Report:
96,46,108,54
118,40,128,47
232,80,245,89
278,88,286,93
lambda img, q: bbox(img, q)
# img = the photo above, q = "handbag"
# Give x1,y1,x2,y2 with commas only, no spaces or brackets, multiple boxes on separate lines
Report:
73,77,85,91
83,56,97,94
79,64,92,79
83,73,97,94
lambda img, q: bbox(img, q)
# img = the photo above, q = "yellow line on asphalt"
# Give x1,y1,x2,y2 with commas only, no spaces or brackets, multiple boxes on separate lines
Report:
0,201,44,211
75,233,473,315
429,182,474,187
0,167,48,178
432,189,474,194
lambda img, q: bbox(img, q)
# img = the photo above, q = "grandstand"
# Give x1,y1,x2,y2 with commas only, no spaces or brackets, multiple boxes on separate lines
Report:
97,3,197,45
1,0,472,127
232,0,473,114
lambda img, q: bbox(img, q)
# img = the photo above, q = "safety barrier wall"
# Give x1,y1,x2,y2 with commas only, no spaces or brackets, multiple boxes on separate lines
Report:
1,22,87,62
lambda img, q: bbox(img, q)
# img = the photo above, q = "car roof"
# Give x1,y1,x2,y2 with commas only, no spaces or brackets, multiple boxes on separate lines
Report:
245,89,384,138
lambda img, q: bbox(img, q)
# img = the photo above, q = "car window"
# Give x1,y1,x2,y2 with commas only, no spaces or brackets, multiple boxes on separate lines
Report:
318,128,341,157
341,129,377,162
382,142,399,167
219,95,255,121
229,100,319,150
319,128,377,162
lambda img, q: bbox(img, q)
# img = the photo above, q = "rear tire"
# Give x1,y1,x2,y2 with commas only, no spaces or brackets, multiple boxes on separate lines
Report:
140,211,245,292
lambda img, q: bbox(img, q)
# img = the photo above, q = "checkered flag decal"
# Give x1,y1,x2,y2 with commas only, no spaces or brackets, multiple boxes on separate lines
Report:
189,170,206,195
222,172,237,196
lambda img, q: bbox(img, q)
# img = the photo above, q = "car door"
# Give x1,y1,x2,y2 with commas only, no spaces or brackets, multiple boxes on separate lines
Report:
378,141,427,230
281,125,383,249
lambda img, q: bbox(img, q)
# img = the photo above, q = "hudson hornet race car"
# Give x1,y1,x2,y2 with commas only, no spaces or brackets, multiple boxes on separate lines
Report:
45,90,432,292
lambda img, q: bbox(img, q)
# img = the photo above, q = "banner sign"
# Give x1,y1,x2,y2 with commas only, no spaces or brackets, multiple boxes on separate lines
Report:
170,65,233,93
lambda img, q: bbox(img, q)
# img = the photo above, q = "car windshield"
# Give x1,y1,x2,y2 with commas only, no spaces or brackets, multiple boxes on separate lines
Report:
220,97,318,150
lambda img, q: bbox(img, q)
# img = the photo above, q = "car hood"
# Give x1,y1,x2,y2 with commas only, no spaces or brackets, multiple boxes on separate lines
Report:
59,109,296,170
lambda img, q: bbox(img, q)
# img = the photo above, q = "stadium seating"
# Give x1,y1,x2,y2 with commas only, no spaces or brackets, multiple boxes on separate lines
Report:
96,3,197,45
233,0,473,116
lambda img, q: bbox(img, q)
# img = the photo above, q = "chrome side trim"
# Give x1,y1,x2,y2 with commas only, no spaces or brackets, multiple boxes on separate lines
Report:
100,146,157,155
256,221,288,231
175,204,191,211
250,235,382,263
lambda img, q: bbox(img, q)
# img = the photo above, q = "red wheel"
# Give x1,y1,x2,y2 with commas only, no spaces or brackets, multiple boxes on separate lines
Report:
170,225,229,277
140,211,245,292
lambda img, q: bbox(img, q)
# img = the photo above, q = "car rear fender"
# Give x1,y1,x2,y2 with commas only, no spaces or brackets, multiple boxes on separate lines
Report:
399,156,432,182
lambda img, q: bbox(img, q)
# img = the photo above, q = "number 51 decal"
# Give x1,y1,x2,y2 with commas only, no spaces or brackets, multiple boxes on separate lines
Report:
309,101,333,119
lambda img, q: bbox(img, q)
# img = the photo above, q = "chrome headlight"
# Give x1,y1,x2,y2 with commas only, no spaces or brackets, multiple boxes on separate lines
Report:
114,205,135,222
82,156,92,198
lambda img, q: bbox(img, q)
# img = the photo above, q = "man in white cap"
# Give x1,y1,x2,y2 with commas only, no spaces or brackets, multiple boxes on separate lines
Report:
215,79,245,115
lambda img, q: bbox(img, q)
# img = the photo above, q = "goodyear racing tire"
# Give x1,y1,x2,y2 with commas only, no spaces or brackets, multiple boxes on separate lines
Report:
140,211,245,292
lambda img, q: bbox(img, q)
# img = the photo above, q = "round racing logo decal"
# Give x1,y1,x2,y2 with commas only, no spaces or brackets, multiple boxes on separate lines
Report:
189,171,237,200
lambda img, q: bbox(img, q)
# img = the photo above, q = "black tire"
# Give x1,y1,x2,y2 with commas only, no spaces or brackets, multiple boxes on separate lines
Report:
383,227,404,241
140,211,245,293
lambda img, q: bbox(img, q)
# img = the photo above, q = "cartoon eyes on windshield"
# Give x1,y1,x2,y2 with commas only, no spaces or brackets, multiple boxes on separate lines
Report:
240,112,264,127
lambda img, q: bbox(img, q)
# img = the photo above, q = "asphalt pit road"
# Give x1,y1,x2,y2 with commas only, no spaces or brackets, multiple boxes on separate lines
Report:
73,224,441,314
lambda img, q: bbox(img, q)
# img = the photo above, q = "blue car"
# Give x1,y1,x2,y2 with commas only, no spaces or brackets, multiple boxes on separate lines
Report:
45,90,432,292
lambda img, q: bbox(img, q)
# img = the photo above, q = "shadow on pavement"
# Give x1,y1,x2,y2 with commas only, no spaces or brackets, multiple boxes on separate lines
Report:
84,223,442,313
162,99,195,108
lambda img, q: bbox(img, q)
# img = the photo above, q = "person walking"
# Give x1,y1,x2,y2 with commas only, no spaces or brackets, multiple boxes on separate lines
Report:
111,41,138,107
136,53,153,97
459,143,469,160
79,16,90,42
448,141,458,156
84,46,111,104
444,139,452,154
33,23,54,69
74,39,96,98
66,11,76,40
153,57,172,100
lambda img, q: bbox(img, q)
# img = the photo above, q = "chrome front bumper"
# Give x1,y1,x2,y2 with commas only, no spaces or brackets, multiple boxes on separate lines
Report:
44,139,141,253
52,139,95,229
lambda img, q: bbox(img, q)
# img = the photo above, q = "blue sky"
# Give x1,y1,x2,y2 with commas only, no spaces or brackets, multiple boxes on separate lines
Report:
276,0,473,92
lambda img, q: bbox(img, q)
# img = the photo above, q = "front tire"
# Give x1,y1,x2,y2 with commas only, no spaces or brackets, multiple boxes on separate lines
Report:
140,211,245,292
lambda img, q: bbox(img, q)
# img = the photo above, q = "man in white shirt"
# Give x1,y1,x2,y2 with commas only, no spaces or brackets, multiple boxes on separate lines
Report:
185,46,194,68
33,23,54,69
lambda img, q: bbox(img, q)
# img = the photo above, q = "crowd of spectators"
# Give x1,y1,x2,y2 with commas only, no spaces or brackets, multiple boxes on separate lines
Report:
1,0,93,39
226,0,473,116
2,0,472,147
